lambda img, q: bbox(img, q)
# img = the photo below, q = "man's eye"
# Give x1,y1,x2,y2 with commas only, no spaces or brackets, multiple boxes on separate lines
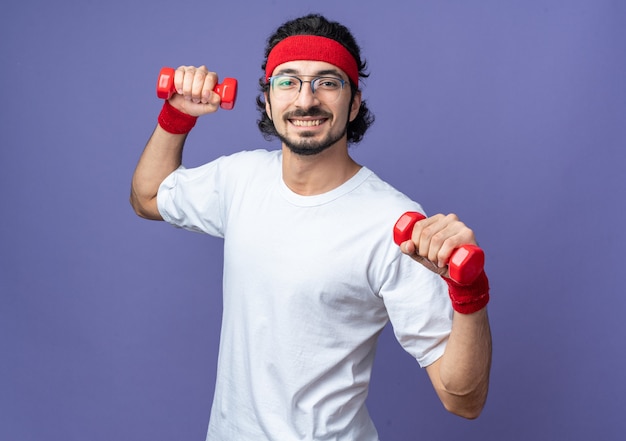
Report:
276,77,297,88
317,78,341,89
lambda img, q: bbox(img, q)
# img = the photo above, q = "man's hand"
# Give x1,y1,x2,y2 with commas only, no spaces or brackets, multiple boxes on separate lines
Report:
399,213,477,279
169,65,223,116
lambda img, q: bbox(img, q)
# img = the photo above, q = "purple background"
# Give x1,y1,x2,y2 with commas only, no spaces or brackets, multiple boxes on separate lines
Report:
1,1,624,440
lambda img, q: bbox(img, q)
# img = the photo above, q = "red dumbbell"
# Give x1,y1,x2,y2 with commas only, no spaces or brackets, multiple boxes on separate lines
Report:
156,66,238,110
393,211,484,285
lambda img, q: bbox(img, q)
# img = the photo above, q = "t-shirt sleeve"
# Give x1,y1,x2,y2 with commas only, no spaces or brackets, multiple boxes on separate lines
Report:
157,162,226,237
379,253,453,368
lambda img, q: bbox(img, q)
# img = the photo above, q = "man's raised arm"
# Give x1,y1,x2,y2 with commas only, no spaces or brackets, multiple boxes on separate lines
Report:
130,65,224,220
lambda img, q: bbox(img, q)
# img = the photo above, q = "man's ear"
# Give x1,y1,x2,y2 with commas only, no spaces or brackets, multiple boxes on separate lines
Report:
349,90,361,122
265,92,272,120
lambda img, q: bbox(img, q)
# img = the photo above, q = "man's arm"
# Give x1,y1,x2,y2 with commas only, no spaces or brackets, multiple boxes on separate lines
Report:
399,213,492,418
129,66,222,219
130,127,187,220
425,308,491,419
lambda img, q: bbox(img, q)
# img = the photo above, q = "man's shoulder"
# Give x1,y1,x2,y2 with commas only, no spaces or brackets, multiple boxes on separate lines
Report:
360,168,419,206
221,148,280,164
193,149,281,177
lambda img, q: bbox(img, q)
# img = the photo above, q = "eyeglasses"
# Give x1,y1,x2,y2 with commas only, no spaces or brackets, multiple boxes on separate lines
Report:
268,75,346,103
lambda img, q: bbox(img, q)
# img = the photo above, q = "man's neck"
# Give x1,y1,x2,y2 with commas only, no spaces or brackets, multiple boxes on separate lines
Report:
281,143,361,196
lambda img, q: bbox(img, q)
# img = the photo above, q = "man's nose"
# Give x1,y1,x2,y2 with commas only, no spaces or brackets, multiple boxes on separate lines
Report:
294,81,319,107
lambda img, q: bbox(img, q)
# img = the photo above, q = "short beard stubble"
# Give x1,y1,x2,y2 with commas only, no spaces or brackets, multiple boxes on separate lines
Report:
269,101,351,156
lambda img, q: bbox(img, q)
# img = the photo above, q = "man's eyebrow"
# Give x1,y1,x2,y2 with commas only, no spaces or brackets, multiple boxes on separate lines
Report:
275,68,345,78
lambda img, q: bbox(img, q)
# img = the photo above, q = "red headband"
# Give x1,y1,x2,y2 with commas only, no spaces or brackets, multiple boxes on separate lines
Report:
265,35,359,86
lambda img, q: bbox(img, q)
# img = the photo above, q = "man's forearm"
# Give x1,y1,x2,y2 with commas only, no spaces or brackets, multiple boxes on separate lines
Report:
130,125,187,219
427,307,492,418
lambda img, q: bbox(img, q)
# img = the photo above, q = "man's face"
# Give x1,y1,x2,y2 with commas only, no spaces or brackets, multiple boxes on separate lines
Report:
265,60,361,156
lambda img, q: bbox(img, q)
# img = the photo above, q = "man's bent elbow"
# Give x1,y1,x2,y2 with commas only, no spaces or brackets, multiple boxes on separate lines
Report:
441,388,488,420
129,193,163,221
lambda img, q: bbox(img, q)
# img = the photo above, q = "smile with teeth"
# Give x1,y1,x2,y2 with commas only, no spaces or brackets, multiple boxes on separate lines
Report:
290,118,326,127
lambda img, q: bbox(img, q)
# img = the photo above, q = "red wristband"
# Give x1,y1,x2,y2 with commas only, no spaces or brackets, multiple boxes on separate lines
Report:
443,270,490,314
157,100,198,134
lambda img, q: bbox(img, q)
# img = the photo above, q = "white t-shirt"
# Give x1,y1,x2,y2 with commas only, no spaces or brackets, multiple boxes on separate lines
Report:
157,149,453,441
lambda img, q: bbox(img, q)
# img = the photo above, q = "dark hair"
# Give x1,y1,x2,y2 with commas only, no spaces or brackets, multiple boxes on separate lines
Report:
256,14,375,144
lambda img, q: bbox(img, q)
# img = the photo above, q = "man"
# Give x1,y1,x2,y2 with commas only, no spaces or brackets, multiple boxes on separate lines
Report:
131,13,491,441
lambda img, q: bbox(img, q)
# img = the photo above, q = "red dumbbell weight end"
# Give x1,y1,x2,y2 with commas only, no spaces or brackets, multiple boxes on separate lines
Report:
156,67,238,110
393,211,484,285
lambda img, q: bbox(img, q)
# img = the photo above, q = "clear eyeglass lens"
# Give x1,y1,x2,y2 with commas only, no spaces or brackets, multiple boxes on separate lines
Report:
270,75,345,102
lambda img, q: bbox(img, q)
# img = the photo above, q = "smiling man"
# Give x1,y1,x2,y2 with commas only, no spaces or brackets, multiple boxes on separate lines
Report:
131,13,492,441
